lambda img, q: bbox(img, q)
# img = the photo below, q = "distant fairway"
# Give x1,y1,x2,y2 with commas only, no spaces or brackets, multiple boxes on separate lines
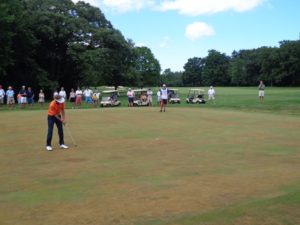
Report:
0,105,300,225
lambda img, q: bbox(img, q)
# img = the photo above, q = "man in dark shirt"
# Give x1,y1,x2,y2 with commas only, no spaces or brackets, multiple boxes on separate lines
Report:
27,87,34,107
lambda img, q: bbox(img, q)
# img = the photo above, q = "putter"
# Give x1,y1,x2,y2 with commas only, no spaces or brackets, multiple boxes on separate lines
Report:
65,124,78,147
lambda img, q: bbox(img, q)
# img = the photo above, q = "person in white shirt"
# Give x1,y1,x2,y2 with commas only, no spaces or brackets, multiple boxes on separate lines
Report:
127,88,134,107
208,86,215,102
69,88,76,108
0,85,5,105
59,87,67,99
147,88,153,106
75,87,83,107
83,87,93,104
156,89,161,105
160,84,168,112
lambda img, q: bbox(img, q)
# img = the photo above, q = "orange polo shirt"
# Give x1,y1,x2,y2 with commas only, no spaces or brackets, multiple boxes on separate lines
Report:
48,100,65,116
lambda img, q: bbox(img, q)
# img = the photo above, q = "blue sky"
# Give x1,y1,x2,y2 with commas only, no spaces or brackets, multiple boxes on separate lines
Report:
72,0,300,71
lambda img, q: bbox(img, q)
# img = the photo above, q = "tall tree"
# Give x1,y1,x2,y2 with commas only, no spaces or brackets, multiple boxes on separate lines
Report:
202,50,230,86
182,57,203,86
130,46,161,87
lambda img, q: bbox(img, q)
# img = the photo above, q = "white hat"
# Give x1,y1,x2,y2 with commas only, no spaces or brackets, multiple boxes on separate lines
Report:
54,94,65,103
210,86,213,88
162,84,166,87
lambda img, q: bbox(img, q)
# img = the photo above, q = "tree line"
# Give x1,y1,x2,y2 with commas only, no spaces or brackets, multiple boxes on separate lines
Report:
163,40,300,87
0,0,161,96
1,0,299,96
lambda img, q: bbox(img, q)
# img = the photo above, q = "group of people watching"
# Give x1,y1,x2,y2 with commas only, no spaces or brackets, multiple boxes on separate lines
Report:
55,87,101,108
0,85,44,108
0,85,101,109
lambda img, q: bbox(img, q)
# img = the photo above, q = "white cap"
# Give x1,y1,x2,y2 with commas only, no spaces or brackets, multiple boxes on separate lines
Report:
162,84,166,87
54,94,65,103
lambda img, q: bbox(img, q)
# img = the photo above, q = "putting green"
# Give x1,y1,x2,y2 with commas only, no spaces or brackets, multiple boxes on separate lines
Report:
0,107,299,225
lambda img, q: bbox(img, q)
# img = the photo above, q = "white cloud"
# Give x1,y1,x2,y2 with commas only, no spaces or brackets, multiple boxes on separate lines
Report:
72,0,155,13
102,0,155,13
185,22,215,40
159,0,265,16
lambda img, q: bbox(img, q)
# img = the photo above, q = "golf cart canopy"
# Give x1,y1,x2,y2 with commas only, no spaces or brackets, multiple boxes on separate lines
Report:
190,88,205,93
132,89,148,93
102,90,118,94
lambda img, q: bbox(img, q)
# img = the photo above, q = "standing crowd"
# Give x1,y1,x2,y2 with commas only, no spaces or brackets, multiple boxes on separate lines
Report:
0,85,101,109
0,81,266,110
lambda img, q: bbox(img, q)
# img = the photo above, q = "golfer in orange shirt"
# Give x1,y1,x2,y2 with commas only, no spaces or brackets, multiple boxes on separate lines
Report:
46,94,68,151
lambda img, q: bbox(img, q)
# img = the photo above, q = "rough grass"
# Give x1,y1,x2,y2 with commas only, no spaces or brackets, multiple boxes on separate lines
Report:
0,106,300,225
1,87,300,115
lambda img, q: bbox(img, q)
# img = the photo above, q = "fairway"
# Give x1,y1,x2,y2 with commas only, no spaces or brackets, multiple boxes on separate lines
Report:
1,107,300,225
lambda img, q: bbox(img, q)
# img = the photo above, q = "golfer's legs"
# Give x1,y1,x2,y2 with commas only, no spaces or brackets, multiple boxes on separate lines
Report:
55,118,64,145
46,116,55,146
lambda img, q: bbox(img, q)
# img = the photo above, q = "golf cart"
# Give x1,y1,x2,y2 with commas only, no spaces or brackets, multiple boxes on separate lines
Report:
168,88,181,104
186,88,206,104
133,89,149,106
100,90,121,107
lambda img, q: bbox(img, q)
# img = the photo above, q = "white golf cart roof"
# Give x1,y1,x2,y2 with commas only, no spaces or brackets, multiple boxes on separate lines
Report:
102,90,118,94
190,88,205,92
132,89,148,92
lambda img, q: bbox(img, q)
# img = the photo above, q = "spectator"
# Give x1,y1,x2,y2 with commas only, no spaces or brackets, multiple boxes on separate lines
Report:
83,87,93,104
69,88,76,109
6,86,15,108
38,89,45,107
208,86,215,102
92,90,100,107
147,88,153,106
19,85,27,108
75,87,83,107
127,88,134,107
258,80,265,103
27,87,34,107
156,88,161,105
59,87,67,99
0,85,5,106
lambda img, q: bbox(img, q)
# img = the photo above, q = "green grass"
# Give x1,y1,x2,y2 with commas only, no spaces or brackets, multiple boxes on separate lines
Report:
1,87,300,115
0,87,300,225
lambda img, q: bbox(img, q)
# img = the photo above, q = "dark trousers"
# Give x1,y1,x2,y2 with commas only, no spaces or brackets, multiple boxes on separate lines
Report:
46,115,64,146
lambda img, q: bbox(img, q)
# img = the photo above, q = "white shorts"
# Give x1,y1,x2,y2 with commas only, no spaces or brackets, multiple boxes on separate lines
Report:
208,94,215,100
259,90,264,97
7,97,15,104
20,97,27,103
0,97,3,104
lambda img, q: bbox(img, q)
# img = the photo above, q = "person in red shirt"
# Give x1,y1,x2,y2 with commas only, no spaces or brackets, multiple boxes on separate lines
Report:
46,94,68,151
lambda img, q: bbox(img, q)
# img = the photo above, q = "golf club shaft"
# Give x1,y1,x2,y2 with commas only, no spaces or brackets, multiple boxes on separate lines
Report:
65,124,77,146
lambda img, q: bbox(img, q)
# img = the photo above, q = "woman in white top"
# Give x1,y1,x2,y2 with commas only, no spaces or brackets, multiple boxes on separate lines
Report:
127,88,134,107
38,89,45,106
69,88,76,108
75,87,83,107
